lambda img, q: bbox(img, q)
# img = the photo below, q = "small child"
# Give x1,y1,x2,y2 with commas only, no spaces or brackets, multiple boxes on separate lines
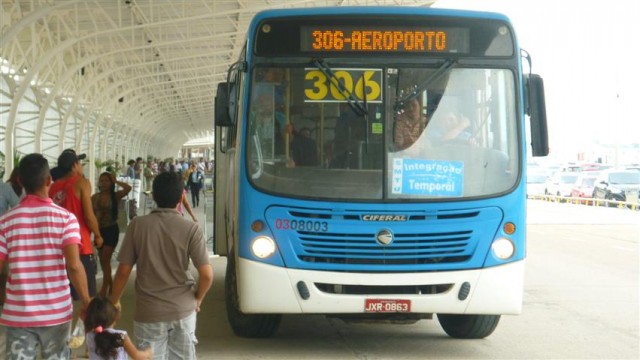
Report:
84,296,153,360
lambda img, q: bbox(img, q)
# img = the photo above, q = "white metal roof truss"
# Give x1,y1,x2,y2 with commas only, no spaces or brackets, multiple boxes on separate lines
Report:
0,0,435,180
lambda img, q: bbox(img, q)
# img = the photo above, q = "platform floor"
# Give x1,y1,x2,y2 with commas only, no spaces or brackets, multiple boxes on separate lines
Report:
70,189,221,358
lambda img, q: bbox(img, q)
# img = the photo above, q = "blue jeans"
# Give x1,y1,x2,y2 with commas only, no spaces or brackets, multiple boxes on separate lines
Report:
134,312,197,359
5,322,71,359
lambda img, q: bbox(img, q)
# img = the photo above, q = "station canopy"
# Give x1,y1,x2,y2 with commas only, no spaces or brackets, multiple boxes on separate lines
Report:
0,0,435,177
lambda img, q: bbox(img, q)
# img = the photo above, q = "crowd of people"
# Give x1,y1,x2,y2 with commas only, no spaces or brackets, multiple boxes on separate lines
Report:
0,150,214,359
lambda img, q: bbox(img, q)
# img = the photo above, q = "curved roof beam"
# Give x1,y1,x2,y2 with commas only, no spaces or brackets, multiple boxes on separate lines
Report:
53,31,236,154
3,5,244,171
3,0,437,173
0,0,82,45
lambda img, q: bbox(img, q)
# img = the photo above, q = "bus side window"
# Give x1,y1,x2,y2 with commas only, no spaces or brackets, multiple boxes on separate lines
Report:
220,62,244,153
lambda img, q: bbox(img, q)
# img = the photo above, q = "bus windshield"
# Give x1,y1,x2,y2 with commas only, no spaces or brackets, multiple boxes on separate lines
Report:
246,64,518,201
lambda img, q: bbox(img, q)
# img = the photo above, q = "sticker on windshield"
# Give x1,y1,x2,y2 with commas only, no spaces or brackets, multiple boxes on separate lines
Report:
391,158,464,197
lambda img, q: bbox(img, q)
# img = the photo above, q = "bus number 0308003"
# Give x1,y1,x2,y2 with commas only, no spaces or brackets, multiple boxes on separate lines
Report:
275,219,329,232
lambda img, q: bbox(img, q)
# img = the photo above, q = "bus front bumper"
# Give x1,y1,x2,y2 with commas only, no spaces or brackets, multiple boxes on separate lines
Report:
237,257,524,315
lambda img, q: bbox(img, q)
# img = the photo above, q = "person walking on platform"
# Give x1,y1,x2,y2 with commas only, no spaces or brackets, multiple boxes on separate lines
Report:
186,163,204,207
6,168,23,199
144,161,155,192
0,168,22,350
110,171,213,358
172,166,197,222
126,159,136,179
49,149,104,349
134,157,143,181
84,296,153,360
0,178,19,216
0,153,90,359
0,175,20,327
92,172,132,297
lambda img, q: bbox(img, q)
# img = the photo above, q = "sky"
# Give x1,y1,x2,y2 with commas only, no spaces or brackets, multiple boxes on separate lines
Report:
433,0,640,161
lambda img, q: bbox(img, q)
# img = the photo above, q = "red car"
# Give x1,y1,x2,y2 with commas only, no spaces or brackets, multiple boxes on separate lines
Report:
570,174,597,199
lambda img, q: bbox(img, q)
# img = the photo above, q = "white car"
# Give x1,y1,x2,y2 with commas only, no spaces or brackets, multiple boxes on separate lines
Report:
545,172,579,197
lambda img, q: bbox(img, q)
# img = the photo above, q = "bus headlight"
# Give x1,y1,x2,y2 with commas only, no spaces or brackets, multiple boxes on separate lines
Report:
251,236,276,259
491,238,515,260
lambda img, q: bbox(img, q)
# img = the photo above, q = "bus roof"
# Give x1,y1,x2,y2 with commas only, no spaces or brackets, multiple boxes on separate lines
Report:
251,6,512,24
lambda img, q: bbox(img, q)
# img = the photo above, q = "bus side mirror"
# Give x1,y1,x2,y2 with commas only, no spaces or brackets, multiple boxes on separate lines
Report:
215,82,233,127
526,74,549,157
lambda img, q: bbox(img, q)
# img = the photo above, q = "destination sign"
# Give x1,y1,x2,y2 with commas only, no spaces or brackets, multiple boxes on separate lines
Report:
300,26,469,53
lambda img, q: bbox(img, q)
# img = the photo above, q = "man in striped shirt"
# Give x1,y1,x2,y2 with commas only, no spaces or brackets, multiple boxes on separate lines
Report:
0,153,90,359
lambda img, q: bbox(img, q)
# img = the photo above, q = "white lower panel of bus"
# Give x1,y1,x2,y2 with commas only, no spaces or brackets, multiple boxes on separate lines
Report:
237,258,524,315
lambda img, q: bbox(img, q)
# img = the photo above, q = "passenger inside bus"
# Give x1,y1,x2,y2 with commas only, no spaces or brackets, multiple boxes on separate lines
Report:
393,97,428,152
290,127,318,166
330,103,368,169
251,92,285,159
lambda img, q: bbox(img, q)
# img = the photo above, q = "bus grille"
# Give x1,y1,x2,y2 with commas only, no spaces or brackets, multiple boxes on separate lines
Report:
266,206,502,271
297,230,472,265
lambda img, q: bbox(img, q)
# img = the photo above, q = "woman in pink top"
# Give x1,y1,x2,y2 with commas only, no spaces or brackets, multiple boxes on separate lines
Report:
177,188,197,222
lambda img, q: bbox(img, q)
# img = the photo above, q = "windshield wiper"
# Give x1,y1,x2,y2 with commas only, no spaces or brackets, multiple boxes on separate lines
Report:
394,59,456,112
312,59,367,116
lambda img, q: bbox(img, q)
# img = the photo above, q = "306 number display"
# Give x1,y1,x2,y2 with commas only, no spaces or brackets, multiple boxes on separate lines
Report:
304,68,382,103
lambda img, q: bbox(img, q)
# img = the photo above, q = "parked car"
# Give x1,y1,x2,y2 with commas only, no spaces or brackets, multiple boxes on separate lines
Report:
545,172,579,197
570,173,597,199
592,170,640,202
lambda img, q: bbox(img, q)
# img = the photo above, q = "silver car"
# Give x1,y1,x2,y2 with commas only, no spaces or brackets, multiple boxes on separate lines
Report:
593,170,640,202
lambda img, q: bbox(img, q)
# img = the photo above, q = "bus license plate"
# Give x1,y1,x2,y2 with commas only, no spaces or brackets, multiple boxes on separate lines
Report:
364,299,411,313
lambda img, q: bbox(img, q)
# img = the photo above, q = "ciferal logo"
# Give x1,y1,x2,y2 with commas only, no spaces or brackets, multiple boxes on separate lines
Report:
362,214,407,221
376,229,394,246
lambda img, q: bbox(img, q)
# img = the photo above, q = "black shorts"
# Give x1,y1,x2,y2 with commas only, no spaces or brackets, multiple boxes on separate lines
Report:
100,223,120,248
69,254,97,300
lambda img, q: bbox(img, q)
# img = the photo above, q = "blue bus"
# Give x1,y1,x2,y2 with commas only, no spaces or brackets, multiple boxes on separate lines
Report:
214,6,548,339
